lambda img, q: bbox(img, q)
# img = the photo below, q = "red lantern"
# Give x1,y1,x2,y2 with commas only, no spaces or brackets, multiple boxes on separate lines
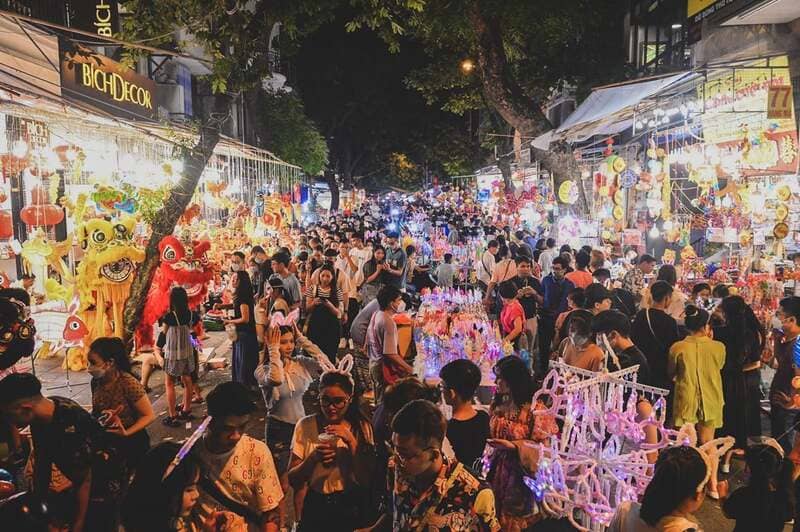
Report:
0,210,11,239
20,204,64,227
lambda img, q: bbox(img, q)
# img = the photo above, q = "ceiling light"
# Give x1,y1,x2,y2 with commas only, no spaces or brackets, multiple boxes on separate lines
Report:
671,23,682,29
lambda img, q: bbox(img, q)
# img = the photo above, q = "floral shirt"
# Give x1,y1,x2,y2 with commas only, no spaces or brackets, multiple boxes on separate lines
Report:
389,458,500,531
622,267,645,298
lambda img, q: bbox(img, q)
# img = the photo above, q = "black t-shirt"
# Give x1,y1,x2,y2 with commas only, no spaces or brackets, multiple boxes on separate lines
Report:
446,410,490,469
510,275,543,319
722,485,792,532
631,308,683,389
30,397,102,493
611,288,636,318
612,345,652,386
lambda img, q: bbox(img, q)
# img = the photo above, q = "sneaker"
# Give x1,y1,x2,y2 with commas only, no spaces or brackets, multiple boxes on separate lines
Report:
720,463,730,474
162,416,181,427
177,409,195,421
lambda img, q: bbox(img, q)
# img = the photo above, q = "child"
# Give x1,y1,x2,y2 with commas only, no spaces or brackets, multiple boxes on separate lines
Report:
721,440,794,532
439,359,489,470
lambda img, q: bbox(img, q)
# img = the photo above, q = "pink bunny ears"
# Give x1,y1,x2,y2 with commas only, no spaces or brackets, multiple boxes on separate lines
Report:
270,309,299,328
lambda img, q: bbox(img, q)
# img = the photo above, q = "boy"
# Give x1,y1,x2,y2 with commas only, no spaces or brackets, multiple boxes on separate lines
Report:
435,253,457,288
439,359,489,469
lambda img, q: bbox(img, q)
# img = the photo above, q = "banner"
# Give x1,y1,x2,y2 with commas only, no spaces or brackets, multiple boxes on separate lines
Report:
699,55,799,176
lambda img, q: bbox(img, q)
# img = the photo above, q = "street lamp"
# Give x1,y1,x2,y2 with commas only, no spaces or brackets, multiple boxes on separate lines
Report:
461,59,475,73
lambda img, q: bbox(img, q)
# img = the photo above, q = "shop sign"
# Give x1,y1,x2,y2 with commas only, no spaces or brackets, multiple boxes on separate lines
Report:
767,86,793,120
60,47,157,121
698,55,799,176
7,116,50,151
70,0,120,38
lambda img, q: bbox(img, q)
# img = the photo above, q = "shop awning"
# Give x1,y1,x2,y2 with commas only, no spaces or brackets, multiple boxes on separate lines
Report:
554,72,697,142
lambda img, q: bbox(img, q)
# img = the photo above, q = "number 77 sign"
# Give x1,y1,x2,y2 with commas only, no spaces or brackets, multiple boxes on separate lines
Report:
768,86,794,120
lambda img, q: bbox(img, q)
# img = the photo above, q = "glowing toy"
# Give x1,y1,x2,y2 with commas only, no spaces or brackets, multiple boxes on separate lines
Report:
136,232,213,349
521,358,734,531
76,216,145,341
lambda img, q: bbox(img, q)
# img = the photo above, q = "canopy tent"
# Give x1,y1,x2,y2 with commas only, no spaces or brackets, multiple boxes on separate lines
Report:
554,72,698,143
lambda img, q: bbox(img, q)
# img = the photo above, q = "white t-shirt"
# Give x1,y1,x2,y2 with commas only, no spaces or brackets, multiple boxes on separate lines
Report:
291,415,371,494
539,248,556,277
477,250,496,284
366,310,398,364
194,435,283,532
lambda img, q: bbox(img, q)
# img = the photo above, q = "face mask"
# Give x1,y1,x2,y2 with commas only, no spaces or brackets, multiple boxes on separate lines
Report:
394,300,406,313
570,332,589,347
88,366,106,379
254,257,265,265
230,263,243,272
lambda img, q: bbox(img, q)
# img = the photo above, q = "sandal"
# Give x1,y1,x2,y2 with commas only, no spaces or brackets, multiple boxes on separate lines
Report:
177,409,195,421
162,416,181,427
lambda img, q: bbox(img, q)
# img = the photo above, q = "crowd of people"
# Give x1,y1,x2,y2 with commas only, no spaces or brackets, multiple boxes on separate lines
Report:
0,191,799,531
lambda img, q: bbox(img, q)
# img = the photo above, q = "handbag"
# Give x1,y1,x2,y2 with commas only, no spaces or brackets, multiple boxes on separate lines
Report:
225,323,238,342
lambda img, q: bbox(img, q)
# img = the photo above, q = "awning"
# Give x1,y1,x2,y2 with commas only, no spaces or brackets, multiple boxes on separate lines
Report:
554,72,697,143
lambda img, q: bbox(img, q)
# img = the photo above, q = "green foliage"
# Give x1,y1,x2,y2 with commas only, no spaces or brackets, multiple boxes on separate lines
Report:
256,91,329,176
388,152,421,189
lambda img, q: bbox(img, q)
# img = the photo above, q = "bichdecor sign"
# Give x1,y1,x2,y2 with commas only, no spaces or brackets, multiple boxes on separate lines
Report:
70,0,120,38
60,48,157,121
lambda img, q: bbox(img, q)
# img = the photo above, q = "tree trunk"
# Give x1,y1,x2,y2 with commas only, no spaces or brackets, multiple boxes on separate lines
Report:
122,94,230,350
469,0,583,206
322,170,340,213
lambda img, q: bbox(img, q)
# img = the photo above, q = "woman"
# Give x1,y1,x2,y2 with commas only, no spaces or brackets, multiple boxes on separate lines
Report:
256,277,290,344
162,287,199,427
499,281,526,351
288,371,375,531
714,296,765,451
608,446,707,531
487,355,557,531
360,245,387,307
220,270,259,387
642,265,687,322
668,304,725,498
255,325,328,529
484,245,517,315
89,337,155,467
122,442,238,531
558,309,604,371
305,263,344,363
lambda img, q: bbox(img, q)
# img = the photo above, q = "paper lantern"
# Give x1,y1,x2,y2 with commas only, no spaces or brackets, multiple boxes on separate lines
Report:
0,210,11,239
20,204,64,227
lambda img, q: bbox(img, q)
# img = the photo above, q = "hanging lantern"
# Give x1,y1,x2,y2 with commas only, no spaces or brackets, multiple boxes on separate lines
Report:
20,204,64,227
0,210,11,239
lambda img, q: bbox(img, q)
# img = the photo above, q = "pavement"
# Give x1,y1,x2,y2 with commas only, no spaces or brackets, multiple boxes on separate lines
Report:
28,336,789,531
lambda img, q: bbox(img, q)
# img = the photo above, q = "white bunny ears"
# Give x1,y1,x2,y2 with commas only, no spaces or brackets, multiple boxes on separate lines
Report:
270,309,300,328
318,353,355,389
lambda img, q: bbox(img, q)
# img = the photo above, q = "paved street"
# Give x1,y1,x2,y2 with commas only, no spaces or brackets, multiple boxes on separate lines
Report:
28,335,785,531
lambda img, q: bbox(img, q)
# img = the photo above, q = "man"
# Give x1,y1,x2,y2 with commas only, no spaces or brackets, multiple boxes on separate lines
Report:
537,238,557,278
250,246,272,298
349,232,372,267
383,233,407,290
0,373,101,532
769,296,800,454
622,254,656,301
435,253,457,288
538,256,575,377
193,382,282,531
476,240,498,292
367,286,413,405
584,283,613,315
381,399,500,531
592,310,651,384
269,252,301,310
510,256,543,354
630,280,682,390
592,268,637,318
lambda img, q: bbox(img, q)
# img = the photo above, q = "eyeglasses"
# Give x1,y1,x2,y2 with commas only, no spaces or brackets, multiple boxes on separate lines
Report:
389,443,435,464
320,395,350,408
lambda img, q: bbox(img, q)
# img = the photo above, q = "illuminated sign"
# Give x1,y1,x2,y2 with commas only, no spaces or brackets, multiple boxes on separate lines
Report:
71,0,120,38
60,46,157,121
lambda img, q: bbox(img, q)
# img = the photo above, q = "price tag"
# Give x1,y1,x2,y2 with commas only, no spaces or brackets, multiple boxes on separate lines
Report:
768,86,793,120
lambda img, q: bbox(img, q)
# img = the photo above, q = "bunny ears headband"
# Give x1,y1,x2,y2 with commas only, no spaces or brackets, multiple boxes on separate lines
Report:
318,353,355,389
270,309,300,328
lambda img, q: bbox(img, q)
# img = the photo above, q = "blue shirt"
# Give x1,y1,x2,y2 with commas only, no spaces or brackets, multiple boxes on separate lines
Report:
541,274,574,315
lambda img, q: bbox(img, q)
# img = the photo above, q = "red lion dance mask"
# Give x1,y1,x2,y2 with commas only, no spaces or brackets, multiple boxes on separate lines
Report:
137,235,213,349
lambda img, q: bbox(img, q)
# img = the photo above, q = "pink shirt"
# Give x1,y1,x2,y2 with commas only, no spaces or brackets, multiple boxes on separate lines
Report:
500,300,525,336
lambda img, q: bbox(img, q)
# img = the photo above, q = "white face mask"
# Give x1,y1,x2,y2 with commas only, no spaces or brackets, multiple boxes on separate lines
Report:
230,262,243,272
394,300,406,313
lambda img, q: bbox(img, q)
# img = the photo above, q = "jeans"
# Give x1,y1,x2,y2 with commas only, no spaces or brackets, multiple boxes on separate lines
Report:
770,402,800,455
369,360,385,405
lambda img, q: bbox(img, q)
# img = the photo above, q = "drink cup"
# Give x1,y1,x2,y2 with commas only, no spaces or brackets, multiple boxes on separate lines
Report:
317,433,339,467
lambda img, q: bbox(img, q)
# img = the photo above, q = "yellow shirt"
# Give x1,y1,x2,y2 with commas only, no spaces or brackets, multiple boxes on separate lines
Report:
668,335,725,428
